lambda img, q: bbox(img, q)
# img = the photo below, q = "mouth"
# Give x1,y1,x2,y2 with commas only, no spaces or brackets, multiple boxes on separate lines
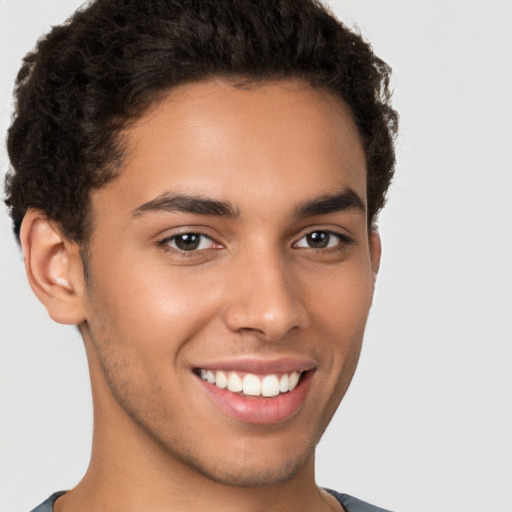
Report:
192,362,315,424
195,368,304,397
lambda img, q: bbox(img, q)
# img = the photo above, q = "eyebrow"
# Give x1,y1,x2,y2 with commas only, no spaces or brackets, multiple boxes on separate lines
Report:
293,188,365,218
131,188,365,220
131,192,239,219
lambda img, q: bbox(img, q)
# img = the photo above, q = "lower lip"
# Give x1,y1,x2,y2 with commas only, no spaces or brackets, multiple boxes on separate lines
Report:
197,371,313,425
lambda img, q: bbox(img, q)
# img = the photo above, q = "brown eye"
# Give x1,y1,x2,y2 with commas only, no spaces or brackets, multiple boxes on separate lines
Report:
174,234,201,250
306,232,330,248
295,231,341,249
162,233,217,252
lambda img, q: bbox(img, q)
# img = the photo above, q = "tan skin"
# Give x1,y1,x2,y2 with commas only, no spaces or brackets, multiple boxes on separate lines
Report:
21,79,381,512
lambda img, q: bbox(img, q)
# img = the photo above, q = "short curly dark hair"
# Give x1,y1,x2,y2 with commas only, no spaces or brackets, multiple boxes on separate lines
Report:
4,0,398,244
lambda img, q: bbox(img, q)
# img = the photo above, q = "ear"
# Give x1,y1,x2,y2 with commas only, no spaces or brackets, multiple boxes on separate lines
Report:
20,209,87,325
369,229,382,285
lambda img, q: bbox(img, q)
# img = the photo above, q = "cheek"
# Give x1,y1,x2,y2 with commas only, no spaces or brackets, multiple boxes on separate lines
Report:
309,261,374,336
306,260,374,381
85,255,223,369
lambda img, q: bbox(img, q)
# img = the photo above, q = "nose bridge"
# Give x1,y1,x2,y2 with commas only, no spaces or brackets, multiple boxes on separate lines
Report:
223,243,308,340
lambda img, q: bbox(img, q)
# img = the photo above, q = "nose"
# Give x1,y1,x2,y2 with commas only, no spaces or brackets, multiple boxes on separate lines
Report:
222,248,310,341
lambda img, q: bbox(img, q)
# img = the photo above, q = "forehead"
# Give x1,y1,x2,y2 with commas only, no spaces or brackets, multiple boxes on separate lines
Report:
91,79,367,220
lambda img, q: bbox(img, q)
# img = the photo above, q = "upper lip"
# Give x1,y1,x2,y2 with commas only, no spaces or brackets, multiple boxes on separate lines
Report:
193,357,316,374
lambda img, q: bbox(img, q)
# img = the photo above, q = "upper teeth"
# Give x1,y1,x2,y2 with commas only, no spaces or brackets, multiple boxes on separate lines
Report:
200,369,301,397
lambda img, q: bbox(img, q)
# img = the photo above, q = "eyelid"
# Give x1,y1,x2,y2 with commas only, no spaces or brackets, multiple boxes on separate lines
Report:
157,229,223,253
294,226,353,240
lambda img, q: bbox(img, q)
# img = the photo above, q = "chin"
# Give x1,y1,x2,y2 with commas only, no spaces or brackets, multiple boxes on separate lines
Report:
140,419,318,489
183,447,314,488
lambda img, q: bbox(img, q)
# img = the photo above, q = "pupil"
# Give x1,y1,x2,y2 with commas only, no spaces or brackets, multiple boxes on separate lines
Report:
307,232,329,248
176,234,200,251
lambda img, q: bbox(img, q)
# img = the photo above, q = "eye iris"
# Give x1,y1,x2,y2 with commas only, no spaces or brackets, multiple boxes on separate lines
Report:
307,231,330,248
175,234,200,251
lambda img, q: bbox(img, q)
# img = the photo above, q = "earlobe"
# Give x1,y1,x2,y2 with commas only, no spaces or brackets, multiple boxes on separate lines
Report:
20,210,87,325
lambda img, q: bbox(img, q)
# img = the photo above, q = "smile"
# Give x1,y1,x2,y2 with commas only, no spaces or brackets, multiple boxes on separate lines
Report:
198,369,302,397
194,362,315,424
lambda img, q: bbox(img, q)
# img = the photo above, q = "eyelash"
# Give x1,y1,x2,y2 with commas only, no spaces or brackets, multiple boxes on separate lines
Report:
157,229,353,255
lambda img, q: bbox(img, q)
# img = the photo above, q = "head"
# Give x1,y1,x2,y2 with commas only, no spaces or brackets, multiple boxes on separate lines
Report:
4,0,397,491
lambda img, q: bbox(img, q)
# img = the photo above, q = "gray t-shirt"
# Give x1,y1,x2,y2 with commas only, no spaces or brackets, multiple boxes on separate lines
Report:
30,489,393,512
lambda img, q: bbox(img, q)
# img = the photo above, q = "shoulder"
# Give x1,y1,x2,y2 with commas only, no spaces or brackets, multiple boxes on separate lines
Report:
324,489,395,512
29,489,392,512
29,492,66,512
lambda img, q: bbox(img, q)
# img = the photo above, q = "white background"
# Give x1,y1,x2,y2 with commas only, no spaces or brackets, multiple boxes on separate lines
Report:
1,1,511,511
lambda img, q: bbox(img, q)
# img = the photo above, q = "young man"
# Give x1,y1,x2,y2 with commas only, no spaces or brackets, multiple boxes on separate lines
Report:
4,1,398,511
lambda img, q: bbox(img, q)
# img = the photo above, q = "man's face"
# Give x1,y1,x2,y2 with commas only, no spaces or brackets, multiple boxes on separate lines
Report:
79,79,379,486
